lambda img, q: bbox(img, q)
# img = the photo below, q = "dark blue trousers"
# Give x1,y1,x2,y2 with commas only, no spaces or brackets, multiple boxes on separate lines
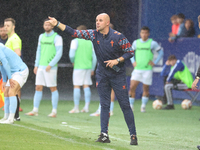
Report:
96,72,136,135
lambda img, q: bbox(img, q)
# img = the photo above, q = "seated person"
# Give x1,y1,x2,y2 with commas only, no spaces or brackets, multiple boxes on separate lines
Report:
169,13,186,42
161,55,193,110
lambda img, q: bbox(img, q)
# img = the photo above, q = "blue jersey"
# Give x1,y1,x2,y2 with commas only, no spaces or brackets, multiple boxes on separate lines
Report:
0,43,27,82
64,26,134,75
160,60,184,82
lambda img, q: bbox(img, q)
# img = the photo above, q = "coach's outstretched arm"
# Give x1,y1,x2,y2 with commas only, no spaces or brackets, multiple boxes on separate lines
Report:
48,17,66,31
48,17,95,41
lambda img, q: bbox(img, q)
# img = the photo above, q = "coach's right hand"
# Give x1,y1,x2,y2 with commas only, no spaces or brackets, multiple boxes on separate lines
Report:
48,17,58,27
33,67,38,75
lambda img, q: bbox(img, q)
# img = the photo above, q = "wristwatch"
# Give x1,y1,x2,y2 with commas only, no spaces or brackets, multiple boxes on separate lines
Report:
117,58,120,63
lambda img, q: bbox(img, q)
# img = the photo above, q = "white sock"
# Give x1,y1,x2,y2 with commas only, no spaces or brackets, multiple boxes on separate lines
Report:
8,113,15,121
33,107,38,112
141,96,149,108
74,105,79,110
4,113,9,119
52,109,57,114
84,102,90,110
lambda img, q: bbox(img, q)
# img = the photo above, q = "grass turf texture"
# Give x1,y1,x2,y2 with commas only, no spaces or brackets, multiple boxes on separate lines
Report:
0,100,200,150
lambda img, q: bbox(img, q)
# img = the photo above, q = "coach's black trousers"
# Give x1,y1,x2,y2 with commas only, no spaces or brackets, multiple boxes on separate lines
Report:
96,72,136,135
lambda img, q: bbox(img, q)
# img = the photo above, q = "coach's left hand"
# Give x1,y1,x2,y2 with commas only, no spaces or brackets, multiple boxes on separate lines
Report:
46,65,51,72
104,59,119,68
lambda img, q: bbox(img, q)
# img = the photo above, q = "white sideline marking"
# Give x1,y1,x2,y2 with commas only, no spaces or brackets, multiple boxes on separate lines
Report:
60,123,129,143
13,124,115,150
109,135,129,143
60,124,80,129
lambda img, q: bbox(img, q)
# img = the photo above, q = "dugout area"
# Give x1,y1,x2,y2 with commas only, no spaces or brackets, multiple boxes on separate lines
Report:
0,1,200,149
1,0,200,101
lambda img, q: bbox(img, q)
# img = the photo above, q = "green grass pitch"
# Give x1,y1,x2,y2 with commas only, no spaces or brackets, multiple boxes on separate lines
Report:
0,99,200,150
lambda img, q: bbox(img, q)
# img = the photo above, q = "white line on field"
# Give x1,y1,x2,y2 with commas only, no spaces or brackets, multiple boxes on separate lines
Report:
60,123,129,143
60,124,80,129
13,124,115,150
109,135,129,143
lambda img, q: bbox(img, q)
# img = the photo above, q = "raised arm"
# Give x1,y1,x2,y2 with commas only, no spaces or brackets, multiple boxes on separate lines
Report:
48,17,95,41
47,17,66,31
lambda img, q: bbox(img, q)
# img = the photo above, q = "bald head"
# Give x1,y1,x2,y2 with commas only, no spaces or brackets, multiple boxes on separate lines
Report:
96,13,110,34
97,13,110,23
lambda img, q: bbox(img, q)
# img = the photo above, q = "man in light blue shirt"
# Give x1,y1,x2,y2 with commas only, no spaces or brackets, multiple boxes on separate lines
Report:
129,26,163,112
69,25,97,113
25,18,63,118
0,43,29,124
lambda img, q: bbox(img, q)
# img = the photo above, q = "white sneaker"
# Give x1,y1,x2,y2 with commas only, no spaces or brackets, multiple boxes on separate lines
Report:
69,109,79,114
48,112,57,118
0,118,14,124
141,106,146,113
90,110,100,116
110,111,114,116
25,111,38,116
81,108,89,113
0,117,8,123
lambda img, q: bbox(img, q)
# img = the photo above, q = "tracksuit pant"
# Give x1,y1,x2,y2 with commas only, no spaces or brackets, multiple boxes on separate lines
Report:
96,72,136,136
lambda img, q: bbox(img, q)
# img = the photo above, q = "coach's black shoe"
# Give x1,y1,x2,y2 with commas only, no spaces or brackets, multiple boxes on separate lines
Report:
162,105,174,110
95,132,111,143
14,117,20,121
130,135,138,145
197,145,200,150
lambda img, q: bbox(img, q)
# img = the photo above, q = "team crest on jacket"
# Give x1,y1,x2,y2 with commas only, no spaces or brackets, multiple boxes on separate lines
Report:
110,40,114,47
